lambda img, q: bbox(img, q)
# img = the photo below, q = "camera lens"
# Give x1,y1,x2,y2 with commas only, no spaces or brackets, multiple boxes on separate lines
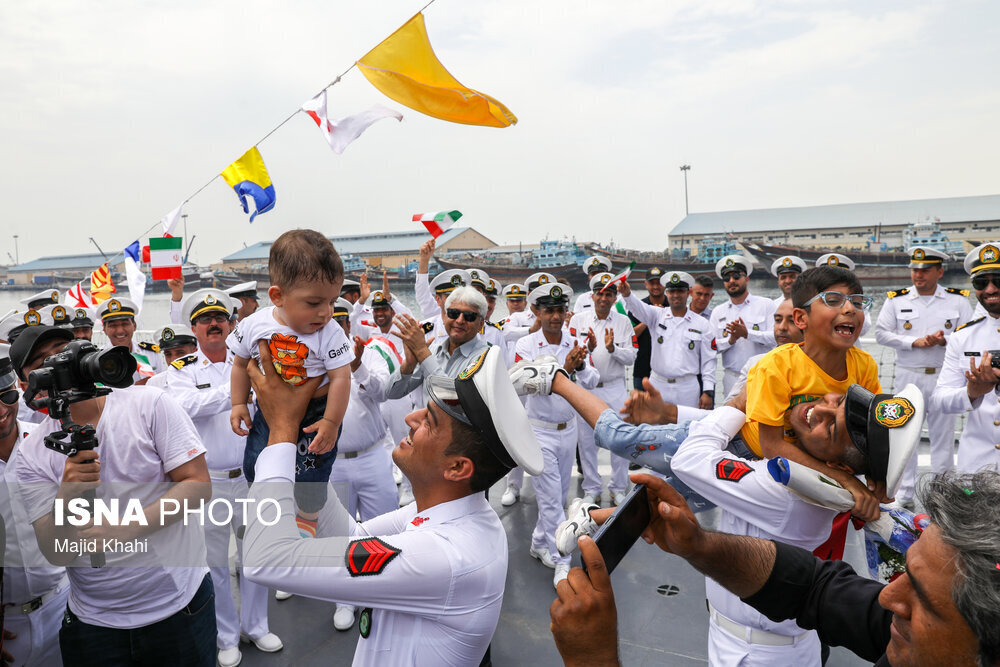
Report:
80,347,136,388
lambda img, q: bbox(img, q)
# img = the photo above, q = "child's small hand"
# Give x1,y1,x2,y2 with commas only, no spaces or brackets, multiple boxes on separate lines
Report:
304,418,339,454
843,476,880,522
230,405,252,436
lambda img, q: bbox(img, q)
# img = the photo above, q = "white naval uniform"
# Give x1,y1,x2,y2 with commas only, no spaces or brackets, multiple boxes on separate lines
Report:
2,421,69,667
624,293,715,406
331,344,398,520
568,309,637,498
246,444,506,666
479,320,510,364
130,339,165,381
514,330,599,566
875,285,973,497
164,349,270,651
572,291,626,315
414,272,439,319
709,295,777,395
16,390,46,424
350,299,413,343
929,313,1000,473
502,310,535,343
672,408,837,666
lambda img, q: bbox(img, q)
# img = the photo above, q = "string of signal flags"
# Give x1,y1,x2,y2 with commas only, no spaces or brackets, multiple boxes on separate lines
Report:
65,0,515,311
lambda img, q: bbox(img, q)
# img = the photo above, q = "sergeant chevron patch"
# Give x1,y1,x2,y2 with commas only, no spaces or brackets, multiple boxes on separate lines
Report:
346,537,401,577
716,458,753,482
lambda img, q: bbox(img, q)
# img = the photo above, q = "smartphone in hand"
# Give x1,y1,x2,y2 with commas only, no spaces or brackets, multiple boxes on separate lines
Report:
583,484,650,575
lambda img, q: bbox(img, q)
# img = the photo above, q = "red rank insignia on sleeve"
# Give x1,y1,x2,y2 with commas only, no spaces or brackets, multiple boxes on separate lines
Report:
411,516,428,526
716,458,753,482
346,537,401,577
710,338,718,351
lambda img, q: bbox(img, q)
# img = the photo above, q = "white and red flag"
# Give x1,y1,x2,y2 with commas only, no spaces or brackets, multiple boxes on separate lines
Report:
601,261,636,292
64,281,94,308
414,210,462,238
148,236,183,280
301,92,403,154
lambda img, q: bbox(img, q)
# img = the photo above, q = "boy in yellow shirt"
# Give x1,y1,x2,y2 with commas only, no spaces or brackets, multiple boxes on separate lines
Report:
744,265,883,518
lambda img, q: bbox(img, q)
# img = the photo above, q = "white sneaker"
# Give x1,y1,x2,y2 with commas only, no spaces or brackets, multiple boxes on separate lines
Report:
218,647,242,667
392,465,403,485
553,563,570,589
612,491,627,506
274,590,292,601
529,544,556,569
501,484,520,506
580,493,597,506
556,497,601,556
398,487,415,507
240,632,283,653
334,604,357,631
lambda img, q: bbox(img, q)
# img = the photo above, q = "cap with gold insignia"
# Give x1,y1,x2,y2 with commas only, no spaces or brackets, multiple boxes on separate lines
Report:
845,383,924,497
769,255,807,277
589,272,615,292
502,283,527,299
68,307,95,329
485,279,500,298
964,242,1000,276
39,304,72,328
425,346,543,479
19,289,61,311
582,256,613,276
643,267,663,282
333,298,352,319
225,281,258,300
155,324,198,350
180,289,232,324
365,290,392,309
1,308,52,344
524,272,557,292
714,255,753,280
528,282,573,307
467,268,491,290
340,279,361,296
430,269,471,295
815,253,856,271
906,246,948,269
96,297,138,323
661,271,695,289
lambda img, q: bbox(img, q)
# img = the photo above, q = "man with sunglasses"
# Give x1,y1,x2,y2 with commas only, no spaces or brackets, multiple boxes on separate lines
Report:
95,296,164,382
708,255,777,395
0,355,69,666
874,246,973,508
929,242,1000,475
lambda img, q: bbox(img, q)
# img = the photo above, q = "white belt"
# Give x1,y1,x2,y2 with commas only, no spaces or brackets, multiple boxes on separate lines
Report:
898,365,940,375
708,602,810,647
529,418,571,431
209,468,243,480
341,438,384,460
651,371,696,384
5,576,68,615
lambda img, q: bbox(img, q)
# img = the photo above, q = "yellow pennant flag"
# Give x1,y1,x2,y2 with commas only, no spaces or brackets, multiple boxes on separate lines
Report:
357,13,517,128
90,263,116,304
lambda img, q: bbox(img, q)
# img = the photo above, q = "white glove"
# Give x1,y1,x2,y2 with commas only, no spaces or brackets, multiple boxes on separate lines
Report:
555,497,600,556
508,357,568,397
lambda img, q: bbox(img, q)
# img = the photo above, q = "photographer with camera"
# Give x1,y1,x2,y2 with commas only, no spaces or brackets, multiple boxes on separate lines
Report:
9,325,216,666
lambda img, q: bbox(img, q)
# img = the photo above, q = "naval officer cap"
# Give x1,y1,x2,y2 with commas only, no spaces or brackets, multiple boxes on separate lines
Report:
643,267,663,282
67,307,95,329
467,268,490,290
964,242,1000,276
430,269,471,295
906,246,948,269
815,253,856,271
180,289,232,324
0,311,25,343
589,272,616,292
502,283,527,299
20,289,61,311
332,298,352,319
0,356,15,391
365,290,392,309
38,304,72,328
340,279,361,295
485,279,500,298
582,256,613,276
225,281,258,300
425,346,543,479
715,255,753,280
155,324,197,350
770,255,807,277
845,383,924,497
661,271,695,289
96,297,138,323
528,282,573,308
525,272,557,292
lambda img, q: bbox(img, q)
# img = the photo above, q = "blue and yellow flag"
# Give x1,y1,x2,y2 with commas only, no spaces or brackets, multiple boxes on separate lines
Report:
220,146,275,222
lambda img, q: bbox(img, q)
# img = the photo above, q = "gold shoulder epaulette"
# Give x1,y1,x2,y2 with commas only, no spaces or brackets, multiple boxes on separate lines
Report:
886,288,909,299
945,287,971,297
955,317,985,332
488,320,503,331
138,340,161,353
170,353,199,370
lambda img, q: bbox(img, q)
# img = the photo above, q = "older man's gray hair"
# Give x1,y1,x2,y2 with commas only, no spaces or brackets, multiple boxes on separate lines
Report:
445,286,488,320
921,470,1000,667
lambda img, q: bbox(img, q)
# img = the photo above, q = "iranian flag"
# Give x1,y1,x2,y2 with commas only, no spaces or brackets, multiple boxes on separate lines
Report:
414,210,462,238
602,261,636,292
149,236,183,280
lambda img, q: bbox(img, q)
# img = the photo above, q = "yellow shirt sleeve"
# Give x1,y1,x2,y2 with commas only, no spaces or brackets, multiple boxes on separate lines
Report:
746,348,792,427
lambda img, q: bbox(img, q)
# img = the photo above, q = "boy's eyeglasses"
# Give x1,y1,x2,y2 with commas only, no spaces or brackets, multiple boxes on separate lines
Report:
803,291,873,311
0,388,19,406
972,274,1000,291
723,272,746,282
446,309,481,323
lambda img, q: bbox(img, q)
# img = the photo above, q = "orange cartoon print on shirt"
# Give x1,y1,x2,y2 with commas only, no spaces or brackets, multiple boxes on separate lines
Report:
268,333,309,385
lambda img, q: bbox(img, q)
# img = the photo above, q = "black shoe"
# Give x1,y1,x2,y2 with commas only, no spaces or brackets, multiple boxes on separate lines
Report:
628,463,641,471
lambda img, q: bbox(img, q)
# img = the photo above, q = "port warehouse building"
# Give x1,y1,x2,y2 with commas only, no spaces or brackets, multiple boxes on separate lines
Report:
668,194,1000,255
5,253,125,286
220,227,497,272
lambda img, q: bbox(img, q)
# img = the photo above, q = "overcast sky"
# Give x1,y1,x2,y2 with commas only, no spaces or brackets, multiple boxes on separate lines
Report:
3,0,998,266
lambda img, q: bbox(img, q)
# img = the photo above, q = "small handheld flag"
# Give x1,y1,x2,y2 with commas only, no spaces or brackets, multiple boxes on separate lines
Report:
220,147,276,222
414,210,462,238
148,236,183,280
602,261,635,292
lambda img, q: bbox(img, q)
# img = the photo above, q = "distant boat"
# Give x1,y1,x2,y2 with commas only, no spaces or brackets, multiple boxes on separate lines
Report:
589,235,744,280
435,239,588,286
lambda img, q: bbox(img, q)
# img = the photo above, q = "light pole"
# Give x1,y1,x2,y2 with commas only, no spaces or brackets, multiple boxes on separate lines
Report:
680,165,691,215
12,235,18,265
